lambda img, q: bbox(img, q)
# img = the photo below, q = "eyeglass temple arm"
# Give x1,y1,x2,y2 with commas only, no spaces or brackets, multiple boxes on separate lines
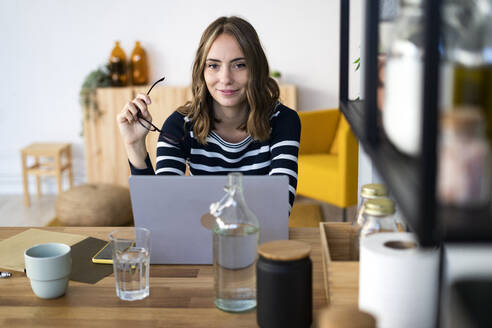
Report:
146,76,166,96
137,76,166,120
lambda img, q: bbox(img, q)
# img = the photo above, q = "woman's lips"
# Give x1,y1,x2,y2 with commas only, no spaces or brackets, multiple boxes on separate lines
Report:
219,89,238,96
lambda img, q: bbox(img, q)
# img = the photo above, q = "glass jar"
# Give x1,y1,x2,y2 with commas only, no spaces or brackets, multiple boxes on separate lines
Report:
130,41,149,86
109,41,128,86
383,0,425,156
437,107,491,208
353,198,399,260
353,184,388,226
210,173,260,312
443,0,492,145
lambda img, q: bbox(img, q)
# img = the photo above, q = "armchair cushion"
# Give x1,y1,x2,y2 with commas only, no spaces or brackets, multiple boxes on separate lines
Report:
297,109,358,210
298,109,340,155
297,154,340,204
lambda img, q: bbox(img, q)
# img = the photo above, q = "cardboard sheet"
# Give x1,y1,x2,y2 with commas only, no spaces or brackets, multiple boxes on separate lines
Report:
0,229,86,272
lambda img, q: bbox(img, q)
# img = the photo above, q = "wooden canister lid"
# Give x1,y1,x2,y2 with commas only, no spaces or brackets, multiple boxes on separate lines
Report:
318,306,376,328
258,240,311,261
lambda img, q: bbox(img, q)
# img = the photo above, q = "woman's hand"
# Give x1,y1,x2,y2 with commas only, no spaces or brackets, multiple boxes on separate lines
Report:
117,93,153,146
117,93,153,168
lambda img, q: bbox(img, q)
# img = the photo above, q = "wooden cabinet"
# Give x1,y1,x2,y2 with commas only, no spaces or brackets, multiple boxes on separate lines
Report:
83,85,297,187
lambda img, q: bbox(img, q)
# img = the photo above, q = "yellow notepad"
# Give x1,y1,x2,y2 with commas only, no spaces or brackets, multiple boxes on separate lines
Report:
0,229,86,272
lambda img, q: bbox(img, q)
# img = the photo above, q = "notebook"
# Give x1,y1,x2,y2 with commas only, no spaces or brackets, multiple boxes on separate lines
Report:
129,175,290,264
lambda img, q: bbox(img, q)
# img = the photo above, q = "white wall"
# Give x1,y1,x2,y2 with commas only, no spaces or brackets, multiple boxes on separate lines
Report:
0,0,361,194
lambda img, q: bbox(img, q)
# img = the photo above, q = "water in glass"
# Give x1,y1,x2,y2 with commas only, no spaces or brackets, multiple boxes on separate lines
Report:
213,223,259,312
114,246,150,301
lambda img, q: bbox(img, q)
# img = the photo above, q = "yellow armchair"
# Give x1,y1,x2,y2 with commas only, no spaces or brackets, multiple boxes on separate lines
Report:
297,109,358,220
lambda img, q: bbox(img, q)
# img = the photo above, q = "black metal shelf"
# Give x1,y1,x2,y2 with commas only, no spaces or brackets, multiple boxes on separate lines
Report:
341,100,492,244
441,206,492,242
341,100,430,244
339,0,492,246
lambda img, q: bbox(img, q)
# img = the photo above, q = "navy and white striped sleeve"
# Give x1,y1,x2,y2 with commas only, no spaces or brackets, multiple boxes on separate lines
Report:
129,111,188,176
155,111,188,175
269,105,301,211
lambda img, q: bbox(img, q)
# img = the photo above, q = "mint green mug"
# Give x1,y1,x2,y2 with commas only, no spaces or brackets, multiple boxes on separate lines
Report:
24,243,71,299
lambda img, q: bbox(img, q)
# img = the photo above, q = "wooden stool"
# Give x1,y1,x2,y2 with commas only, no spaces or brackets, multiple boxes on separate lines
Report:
21,143,73,207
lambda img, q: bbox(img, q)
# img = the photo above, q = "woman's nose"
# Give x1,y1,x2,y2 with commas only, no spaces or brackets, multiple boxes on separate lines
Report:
219,66,233,84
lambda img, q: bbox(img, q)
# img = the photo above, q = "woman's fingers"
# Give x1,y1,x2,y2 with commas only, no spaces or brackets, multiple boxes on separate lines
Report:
132,98,147,115
127,102,139,117
134,93,151,118
125,110,135,124
117,93,152,126
135,93,151,105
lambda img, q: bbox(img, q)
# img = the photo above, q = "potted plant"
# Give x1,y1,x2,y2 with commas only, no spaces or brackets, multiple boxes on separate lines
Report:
270,70,282,84
79,65,110,135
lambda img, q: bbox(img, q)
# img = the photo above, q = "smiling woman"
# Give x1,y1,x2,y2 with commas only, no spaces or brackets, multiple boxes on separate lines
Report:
116,16,301,210
203,33,250,143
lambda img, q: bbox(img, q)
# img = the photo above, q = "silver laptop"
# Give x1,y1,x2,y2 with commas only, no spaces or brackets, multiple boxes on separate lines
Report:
129,175,290,264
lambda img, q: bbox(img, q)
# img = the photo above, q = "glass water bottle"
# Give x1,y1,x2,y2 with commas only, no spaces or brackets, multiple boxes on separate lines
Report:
211,173,260,312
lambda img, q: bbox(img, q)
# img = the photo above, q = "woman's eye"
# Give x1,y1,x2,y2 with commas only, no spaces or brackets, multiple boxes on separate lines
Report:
233,62,246,69
207,63,219,70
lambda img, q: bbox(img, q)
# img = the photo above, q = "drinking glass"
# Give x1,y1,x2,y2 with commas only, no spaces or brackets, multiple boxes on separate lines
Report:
109,227,151,301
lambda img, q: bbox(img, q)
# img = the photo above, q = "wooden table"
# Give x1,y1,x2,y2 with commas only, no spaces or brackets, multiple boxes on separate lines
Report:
0,227,330,327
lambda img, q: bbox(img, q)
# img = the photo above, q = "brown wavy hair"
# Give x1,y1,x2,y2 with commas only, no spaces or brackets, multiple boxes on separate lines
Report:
177,16,280,144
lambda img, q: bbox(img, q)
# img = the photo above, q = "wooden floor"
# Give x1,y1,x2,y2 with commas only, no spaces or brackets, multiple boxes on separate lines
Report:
0,194,355,227
0,195,57,227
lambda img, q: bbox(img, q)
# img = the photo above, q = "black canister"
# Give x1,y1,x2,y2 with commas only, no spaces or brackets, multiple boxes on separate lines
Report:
256,240,312,328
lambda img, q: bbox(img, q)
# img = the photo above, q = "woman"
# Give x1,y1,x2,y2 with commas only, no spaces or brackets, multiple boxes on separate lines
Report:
117,16,301,210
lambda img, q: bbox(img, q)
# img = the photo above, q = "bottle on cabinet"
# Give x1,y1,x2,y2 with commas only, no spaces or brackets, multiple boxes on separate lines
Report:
130,41,149,86
109,41,128,86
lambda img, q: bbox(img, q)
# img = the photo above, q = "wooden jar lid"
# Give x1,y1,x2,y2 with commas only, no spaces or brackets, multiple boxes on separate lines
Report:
258,240,311,261
318,306,376,328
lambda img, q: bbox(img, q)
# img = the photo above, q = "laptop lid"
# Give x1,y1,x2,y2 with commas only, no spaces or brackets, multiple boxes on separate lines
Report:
129,175,289,264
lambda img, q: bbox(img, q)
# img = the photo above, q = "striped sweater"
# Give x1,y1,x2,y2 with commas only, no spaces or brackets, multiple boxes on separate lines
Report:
130,103,301,210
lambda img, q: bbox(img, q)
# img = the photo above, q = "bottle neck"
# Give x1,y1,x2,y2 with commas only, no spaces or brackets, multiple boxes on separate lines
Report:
228,173,243,189
228,173,245,200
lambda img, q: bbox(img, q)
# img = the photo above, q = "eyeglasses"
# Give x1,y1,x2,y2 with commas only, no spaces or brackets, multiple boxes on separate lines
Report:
137,76,166,132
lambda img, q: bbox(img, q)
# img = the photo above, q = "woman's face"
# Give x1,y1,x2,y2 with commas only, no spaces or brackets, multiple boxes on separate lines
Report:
204,33,249,111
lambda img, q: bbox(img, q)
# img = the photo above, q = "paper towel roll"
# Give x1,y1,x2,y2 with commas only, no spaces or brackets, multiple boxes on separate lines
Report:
358,233,439,328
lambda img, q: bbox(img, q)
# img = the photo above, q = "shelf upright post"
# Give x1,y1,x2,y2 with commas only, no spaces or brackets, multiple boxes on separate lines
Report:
420,0,441,246
421,1,442,327
339,0,350,106
363,0,379,144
